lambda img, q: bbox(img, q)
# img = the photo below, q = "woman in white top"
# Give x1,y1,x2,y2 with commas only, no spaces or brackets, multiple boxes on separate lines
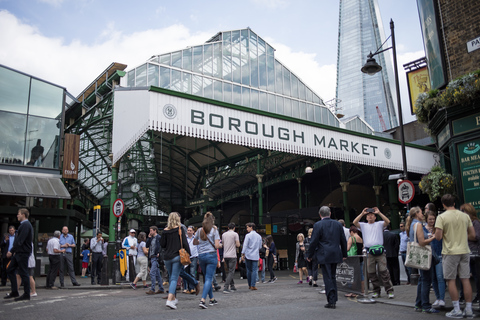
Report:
131,232,148,289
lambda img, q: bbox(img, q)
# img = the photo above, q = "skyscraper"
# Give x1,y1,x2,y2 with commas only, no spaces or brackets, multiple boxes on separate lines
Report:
335,0,398,132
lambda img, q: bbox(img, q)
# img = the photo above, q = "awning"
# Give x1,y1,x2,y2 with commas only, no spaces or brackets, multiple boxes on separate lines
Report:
0,172,71,199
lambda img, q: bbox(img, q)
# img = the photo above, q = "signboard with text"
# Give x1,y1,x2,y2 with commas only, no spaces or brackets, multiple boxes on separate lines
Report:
458,139,480,211
62,133,80,179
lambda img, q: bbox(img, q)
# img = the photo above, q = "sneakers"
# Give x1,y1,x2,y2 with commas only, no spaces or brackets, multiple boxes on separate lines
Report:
464,309,474,319
166,300,177,310
297,281,303,284
223,288,231,294
262,281,268,284
31,293,37,297
432,299,445,307
230,286,237,291
209,299,218,306
388,292,395,299
371,293,380,299
446,309,464,318
414,306,422,312
313,283,318,287
199,301,208,309
422,308,440,314
130,283,136,290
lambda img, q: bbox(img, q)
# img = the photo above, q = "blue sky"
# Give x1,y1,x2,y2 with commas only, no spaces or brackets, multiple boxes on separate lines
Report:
0,0,424,123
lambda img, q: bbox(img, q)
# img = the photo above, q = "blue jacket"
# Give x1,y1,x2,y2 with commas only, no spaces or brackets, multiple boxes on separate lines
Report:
307,217,347,264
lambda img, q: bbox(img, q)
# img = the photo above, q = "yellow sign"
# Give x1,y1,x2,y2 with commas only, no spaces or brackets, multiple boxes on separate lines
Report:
407,66,431,114
266,224,271,235
119,249,127,277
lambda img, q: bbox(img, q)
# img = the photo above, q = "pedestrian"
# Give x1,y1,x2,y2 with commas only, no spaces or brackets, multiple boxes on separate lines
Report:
1,226,15,286
90,231,104,285
17,243,36,297
265,235,278,283
405,207,438,314
383,225,400,285
425,209,445,308
353,207,394,299
183,226,199,294
461,203,480,304
307,206,347,309
46,230,64,289
345,225,364,297
257,237,267,284
122,229,138,282
4,208,34,301
295,233,308,284
160,212,191,310
80,245,90,278
435,194,476,318
59,226,81,287
131,232,148,289
398,222,411,285
241,222,262,291
145,226,165,295
194,212,221,308
222,222,240,294
305,228,317,286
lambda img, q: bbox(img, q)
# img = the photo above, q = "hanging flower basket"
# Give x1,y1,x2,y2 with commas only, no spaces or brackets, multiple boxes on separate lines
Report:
419,166,456,201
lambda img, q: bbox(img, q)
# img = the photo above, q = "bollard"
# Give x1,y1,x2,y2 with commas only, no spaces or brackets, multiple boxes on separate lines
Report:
357,249,375,304
101,256,109,285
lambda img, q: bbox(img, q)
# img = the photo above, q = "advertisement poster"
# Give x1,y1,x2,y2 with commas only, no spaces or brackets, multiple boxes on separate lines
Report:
407,66,431,114
458,139,480,211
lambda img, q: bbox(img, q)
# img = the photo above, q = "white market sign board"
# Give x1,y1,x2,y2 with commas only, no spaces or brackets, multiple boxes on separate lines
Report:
112,88,437,174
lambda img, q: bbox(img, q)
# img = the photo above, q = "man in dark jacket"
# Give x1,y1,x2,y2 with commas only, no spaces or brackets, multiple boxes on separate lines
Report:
383,225,400,285
4,208,33,301
307,206,347,309
145,226,164,294
1,226,15,286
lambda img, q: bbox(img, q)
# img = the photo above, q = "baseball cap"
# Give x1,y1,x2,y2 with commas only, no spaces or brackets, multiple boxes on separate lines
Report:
129,229,136,233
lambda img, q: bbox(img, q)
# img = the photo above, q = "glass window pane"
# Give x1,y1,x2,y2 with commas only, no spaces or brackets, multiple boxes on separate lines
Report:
258,37,267,90
182,72,191,94
127,70,135,87
242,87,250,108
259,91,267,111
192,75,203,96
267,94,275,112
233,85,242,105
306,88,313,102
241,30,250,86
321,107,328,124
204,44,213,76
29,79,63,118
267,53,275,92
251,89,259,109
147,64,159,87
275,60,283,94
214,80,223,101
193,46,203,74
135,64,147,87
299,102,307,120
276,96,284,115
213,43,222,78
171,70,182,91
160,67,170,89
223,82,232,103
25,115,60,168
223,32,232,81
203,77,213,99
182,48,192,71
298,81,306,100
0,66,30,114
314,106,322,123
172,51,182,68
291,99,299,118
291,75,299,99
250,31,258,88
232,31,241,84
0,110,27,165
159,54,171,66
307,103,314,121
283,66,291,96
284,98,292,117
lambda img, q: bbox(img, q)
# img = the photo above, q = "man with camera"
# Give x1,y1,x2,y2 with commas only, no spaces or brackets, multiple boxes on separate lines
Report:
353,207,394,299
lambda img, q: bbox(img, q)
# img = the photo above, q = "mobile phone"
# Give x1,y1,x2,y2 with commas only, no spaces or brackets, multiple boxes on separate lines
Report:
366,208,375,213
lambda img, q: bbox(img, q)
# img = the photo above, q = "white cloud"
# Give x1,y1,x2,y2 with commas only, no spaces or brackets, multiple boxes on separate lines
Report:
38,0,65,6
250,0,289,9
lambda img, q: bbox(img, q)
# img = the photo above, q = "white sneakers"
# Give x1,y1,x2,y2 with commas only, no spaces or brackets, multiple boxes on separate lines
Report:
166,299,178,310
432,299,445,307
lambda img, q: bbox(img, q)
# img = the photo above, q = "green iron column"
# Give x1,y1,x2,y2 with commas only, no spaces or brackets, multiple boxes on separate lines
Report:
373,186,382,209
297,178,303,209
202,188,208,214
109,164,119,242
256,174,264,225
340,182,350,226
249,194,254,222
388,180,400,229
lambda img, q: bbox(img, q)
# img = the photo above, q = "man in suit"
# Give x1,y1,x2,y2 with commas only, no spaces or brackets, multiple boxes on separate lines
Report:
1,226,16,286
383,225,400,285
307,206,347,309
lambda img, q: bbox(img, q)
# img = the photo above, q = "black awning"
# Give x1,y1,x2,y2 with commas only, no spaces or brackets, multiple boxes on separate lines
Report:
0,173,70,199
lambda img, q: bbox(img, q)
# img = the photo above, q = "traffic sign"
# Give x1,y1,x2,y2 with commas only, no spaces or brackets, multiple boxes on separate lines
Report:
398,180,415,204
112,199,125,217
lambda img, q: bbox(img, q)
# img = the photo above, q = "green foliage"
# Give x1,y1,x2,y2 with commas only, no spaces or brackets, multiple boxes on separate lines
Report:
419,166,456,201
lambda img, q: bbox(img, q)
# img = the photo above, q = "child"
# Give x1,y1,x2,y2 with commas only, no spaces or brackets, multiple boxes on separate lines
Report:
80,247,90,278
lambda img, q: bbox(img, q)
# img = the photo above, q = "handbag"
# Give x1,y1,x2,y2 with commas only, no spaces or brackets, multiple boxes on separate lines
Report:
405,223,432,271
178,228,191,266
347,236,357,256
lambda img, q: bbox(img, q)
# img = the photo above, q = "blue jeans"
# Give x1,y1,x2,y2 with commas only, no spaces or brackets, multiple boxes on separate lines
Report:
415,268,432,309
432,259,446,300
149,258,164,291
246,259,258,288
401,252,411,283
164,256,182,296
199,252,217,300
183,257,198,290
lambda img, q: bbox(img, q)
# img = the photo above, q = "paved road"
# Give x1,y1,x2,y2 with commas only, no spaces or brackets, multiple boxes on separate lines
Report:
1,271,465,320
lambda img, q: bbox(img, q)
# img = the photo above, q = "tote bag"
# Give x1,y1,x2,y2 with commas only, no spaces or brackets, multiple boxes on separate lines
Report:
404,223,432,271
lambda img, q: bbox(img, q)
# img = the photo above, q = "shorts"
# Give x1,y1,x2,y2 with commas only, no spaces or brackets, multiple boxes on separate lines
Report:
29,267,35,277
443,254,470,280
82,262,89,268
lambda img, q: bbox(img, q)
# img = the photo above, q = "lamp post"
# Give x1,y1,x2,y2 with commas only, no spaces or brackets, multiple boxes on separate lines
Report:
361,19,408,182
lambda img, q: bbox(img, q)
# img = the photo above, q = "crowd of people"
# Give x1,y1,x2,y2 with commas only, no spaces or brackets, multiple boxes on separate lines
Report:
2,193,480,317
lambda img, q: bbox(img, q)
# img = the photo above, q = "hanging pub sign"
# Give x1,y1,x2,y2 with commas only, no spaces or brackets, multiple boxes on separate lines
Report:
62,133,80,179
458,138,480,211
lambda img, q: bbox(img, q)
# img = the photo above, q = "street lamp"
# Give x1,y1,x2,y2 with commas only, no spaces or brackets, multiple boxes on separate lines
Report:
361,19,408,182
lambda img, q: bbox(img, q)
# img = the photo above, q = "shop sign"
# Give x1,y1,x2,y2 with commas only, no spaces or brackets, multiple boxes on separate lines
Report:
458,139,480,211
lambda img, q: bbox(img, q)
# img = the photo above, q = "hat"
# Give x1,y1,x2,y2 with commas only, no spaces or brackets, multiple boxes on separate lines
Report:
129,229,136,233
